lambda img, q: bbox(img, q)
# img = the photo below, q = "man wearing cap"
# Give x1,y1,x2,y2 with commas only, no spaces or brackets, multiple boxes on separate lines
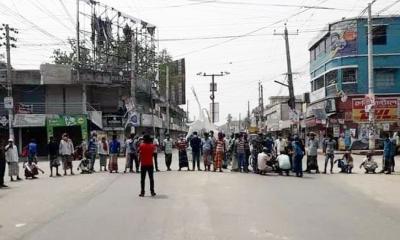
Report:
5,138,22,181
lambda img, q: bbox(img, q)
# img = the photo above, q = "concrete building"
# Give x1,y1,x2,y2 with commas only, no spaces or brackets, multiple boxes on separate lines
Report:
0,63,188,155
264,96,304,136
307,16,400,139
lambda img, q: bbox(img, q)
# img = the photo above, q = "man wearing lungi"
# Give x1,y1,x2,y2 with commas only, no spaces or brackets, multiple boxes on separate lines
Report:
5,139,22,181
59,133,75,176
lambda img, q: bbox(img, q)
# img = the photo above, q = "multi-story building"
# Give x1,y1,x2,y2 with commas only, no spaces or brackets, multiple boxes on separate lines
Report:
264,96,304,136
0,63,188,155
307,16,400,139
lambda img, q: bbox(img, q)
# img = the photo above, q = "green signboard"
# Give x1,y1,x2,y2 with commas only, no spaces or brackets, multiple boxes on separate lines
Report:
46,115,88,141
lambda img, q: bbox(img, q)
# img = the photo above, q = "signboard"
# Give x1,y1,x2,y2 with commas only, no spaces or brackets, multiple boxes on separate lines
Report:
15,103,33,114
47,115,88,141
127,111,140,127
310,88,326,103
4,97,13,109
13,114,46,127
352,97,398,122
333,125,340,138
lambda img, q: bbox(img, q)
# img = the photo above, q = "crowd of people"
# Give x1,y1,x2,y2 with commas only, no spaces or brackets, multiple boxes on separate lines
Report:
0,130,397,192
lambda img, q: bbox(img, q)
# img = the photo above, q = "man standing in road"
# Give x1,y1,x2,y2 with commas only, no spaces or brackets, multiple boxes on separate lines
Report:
28,139,38,163
382,133,393,174
163,134,173,171
235,133,247,173
87,133,98,172
292,136,304,177
59,133,74,176
48,137,61,177
153,136,160,172
124,134,136,173
0,138,8,188
323,135,336,174
190,131,202,171
305,133,320,173
5,139,22,181
139,135,156,197
275,134,287,155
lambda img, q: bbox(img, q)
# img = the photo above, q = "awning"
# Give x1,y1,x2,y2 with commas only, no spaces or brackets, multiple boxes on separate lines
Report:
13,114,46,127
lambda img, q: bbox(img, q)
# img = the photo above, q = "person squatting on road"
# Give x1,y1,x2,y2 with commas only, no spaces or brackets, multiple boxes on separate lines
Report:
59,133,75,176
214,132,226,172
335,151,354,174
323,135,336,174
163,134,173,171
202,132,213,171
98,137,109,172
257,147,273,175
139,135,156,197
360,151,378,174
190,131,202,171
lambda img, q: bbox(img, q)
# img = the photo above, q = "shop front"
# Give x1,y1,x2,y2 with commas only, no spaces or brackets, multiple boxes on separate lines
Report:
46,115,88,146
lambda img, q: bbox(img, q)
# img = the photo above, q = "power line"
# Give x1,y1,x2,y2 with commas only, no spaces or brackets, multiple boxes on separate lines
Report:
0,2,66,43
174,0,330,57
58,0,75,26
377,0,400,14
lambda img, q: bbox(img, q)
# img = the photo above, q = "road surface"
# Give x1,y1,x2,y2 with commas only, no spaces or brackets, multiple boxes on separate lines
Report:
1,153,400,240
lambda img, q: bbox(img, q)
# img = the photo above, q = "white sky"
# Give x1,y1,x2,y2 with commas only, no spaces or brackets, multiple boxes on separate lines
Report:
1,0,400,125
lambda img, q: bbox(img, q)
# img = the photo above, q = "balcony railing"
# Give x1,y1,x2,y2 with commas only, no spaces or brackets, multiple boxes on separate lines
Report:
0,102,99,115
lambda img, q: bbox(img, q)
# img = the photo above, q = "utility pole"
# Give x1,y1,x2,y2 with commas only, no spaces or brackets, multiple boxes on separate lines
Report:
274,24,298,132
197,71,230,123
186,100,189,123
166,65,170,135
367,1,376,150
76,0,87,114
257,81,264,130
1,24,17,140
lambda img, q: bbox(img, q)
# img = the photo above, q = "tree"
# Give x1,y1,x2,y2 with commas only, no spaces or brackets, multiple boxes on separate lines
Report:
50,38,92,69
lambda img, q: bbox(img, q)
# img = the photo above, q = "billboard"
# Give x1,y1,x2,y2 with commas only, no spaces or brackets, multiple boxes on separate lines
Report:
352,97,398,122
329,20,357,57
159,58,186,105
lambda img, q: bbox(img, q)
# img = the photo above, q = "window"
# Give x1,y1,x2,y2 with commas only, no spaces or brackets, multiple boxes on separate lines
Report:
375,69,395,88
325,70,338,86
342,68,357,83
313,76,325,91
372,25,387,45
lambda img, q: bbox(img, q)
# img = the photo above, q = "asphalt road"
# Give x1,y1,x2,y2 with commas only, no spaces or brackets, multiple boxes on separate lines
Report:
1,153,400,240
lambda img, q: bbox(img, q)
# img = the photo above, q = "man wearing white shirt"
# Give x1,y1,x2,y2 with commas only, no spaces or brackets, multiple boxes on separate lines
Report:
153,137,160,172
275,135,287,155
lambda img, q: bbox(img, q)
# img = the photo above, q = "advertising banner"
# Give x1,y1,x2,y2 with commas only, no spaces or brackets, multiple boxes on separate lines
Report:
352,97,398,122
46,115,88,141
330,20,357,57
